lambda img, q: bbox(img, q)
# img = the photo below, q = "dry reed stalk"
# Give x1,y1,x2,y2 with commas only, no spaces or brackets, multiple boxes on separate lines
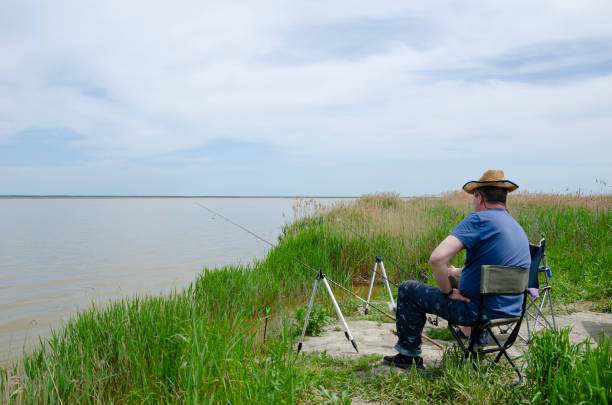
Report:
511,192,611,211
1,371,25,404
291,192,610,250
329,194,438,242
442,190,611,212
291,198,328,220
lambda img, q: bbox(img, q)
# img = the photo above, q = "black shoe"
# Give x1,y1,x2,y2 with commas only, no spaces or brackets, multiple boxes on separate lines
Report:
383,353,424,370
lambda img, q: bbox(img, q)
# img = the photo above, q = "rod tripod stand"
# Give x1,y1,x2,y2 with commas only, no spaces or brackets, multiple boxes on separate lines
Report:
365,257,396,314
297,269,359,354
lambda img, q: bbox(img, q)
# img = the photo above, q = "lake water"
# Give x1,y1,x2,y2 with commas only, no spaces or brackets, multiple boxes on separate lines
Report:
0,197,346,363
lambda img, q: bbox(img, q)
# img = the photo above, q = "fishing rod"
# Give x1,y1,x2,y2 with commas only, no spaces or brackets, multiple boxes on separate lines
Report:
338,219,414,284
195,202,394,319
332,236,399,288
329,236,398,314
195,202,444,351
339,220,441,325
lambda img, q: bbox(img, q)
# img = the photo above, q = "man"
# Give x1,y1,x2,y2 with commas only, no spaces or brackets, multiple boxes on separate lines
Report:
384,169,531,369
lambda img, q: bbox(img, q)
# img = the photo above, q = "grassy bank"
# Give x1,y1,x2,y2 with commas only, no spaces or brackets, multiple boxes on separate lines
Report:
2,193,610,403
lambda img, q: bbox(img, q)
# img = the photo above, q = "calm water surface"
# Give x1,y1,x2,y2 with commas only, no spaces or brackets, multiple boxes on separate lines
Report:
0,197,344,362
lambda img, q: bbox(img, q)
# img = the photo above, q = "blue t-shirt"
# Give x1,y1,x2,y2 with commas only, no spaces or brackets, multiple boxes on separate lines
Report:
451,209,530,318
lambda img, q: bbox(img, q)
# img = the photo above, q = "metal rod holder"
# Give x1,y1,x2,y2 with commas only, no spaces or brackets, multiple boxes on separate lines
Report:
365,257,396,314
297,269,359,354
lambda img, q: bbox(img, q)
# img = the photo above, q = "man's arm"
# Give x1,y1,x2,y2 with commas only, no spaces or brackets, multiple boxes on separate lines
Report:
430,235,470,302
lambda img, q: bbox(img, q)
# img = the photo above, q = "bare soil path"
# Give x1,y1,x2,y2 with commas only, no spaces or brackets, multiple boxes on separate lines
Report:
300,311,612,368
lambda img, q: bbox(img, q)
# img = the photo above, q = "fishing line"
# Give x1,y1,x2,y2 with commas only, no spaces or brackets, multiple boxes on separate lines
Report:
341,222,442,327
194,202,396,321
339,220,416,284
334,217,441,327
195,202,445,350
327,231,400,288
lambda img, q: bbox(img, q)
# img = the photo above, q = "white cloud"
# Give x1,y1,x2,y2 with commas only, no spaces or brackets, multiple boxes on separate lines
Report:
0,0,611,193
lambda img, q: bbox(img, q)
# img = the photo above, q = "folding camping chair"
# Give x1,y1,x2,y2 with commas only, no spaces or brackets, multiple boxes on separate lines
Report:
499,238,557,342
524,238,557,340
449,265,529,384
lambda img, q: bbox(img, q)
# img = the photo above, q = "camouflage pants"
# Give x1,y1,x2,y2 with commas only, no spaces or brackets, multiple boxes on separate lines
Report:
394,280,480,357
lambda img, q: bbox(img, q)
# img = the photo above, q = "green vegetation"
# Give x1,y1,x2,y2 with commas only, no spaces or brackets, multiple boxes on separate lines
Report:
293,305,333,337
298,347,525,404
298,328,612,405
2,193,610,403
526,329,611,404
426,327,455,341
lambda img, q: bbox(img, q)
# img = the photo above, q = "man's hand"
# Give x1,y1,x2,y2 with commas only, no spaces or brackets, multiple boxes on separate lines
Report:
448,265,462,288
448,265,462,278
448,288,470,302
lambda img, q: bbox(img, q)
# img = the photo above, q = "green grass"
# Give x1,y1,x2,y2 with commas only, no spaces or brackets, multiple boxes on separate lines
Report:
298,329,611,405
2,193,610,403
9,294,301,403
515,204,612,306
296,347,528,404
526,328,611,404
426,327,455,341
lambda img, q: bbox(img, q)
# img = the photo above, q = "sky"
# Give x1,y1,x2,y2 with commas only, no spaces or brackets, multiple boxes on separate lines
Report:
1,1,611,196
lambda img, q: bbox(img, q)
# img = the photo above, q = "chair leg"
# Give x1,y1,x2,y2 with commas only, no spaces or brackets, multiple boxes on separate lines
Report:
546,288,557,331
489,330,523,385
525,289,558,340
452,326,524,385
449,325,480,371
500,347,523,385
489,332,505,363
538,291,554,328
539,268,557,333
449,325,469,351
524,296,538,342
531,289,555,332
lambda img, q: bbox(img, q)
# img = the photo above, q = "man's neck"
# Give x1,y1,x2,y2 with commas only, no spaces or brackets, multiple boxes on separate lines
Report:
476,203,506,212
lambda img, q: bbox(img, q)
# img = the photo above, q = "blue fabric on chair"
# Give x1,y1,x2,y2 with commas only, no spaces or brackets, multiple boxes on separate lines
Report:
522,238,557,342
528,240,544,289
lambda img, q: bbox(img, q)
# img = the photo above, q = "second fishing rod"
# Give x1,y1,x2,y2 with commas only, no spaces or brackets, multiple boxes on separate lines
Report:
196,202,444,351
322,224,400,315
334,221,441,325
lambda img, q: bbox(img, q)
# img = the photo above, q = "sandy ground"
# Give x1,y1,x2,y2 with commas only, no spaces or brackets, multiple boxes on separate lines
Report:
299,311,612,404
300,311,612,364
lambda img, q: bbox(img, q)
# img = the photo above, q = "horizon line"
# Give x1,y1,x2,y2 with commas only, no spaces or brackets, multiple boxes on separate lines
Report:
0,194,366,199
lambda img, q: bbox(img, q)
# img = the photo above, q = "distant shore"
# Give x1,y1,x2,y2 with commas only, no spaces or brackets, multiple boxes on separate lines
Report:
0,195,360,199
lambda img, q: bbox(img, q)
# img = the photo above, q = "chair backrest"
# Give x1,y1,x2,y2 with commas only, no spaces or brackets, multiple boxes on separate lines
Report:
480,265,529,295
528,238,546,289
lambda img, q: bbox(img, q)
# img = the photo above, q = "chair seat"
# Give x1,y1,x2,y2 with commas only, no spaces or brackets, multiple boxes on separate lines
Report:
485,317,521,327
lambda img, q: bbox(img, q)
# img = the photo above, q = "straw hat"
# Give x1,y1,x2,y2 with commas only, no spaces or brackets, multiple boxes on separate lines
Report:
462,169,519,194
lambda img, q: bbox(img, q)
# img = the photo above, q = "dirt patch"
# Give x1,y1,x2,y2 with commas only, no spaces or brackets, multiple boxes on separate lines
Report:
298,311,612,369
